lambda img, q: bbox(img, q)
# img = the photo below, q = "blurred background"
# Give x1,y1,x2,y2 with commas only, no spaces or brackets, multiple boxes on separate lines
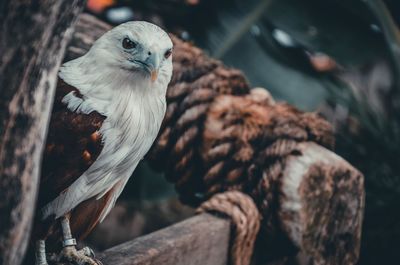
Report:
82,0,400,264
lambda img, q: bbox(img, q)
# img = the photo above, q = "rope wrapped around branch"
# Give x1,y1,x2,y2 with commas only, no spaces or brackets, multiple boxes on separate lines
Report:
197,191,261,265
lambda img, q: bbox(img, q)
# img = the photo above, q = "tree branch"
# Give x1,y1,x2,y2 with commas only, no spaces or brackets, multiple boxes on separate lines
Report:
0,1,85,264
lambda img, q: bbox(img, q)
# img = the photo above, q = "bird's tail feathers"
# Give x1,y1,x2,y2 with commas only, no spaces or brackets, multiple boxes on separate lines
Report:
40,178,88,220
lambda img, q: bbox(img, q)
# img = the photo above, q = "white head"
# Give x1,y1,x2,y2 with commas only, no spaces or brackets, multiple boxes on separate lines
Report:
91,21,173,83
60,21,173,95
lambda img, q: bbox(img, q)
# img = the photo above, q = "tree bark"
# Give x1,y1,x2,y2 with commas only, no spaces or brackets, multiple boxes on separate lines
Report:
279,142,364,265
98,214,230,265
0,1,85,264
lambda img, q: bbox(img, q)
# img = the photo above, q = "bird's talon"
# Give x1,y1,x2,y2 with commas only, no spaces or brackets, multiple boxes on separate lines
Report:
79,246,95,258
58,246,98,265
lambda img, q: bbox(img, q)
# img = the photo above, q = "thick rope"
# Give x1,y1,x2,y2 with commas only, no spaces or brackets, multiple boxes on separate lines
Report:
197,191,261,265
148,36,335,263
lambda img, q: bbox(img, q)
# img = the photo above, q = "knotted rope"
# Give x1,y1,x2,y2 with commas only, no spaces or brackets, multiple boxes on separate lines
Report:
197,191,261,265
147,36,335,264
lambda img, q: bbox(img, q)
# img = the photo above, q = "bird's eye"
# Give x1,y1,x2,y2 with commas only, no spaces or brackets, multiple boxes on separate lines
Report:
164,49,172,59
122,38,136,49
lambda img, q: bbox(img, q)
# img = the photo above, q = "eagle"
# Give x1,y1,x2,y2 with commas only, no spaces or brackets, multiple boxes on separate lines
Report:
31,21,173,265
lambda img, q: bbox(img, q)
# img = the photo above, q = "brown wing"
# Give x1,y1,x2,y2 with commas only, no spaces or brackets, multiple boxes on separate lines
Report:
37,79,106,211
32,80,128,247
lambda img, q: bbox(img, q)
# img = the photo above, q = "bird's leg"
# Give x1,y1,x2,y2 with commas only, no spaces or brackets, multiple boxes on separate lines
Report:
56,215,99,265
60,215,76,249
35,240,49,265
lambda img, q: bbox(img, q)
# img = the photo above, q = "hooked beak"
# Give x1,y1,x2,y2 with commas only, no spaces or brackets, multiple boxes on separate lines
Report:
146,53,160,82
131,53,160,82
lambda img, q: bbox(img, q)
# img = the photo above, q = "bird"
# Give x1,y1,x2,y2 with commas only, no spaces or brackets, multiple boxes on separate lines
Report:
31,21,173,265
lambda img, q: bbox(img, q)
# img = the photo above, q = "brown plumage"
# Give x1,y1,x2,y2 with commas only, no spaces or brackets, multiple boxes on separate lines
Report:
32,79,108,251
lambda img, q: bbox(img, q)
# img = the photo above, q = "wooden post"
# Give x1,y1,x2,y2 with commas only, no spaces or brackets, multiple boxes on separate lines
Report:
97,142,365,265
95,144,364,265
279,142,364,264
98,214,230,265
0,1,85,264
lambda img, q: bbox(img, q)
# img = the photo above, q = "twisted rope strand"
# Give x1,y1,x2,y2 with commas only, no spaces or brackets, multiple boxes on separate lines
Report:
197,191,261,265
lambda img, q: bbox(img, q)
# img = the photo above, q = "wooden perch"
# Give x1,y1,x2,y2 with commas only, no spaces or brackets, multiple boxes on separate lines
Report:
0,1,84,264
60,13,364,265
94,143,363,265
278,142,364,264
98,214,230,265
